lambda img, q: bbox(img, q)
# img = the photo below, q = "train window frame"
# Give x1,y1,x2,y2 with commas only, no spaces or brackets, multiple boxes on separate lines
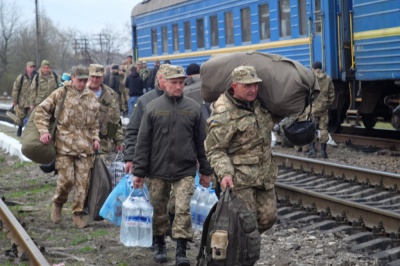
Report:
298,0,307,36
172,24,179,52
241,7,251,43
151,28,157,55
259,3,271,41
225,11,234,46
196,18,205,49
161,26,168,54
184,21,191,51
210,15,219,48
314,0,322,34
279,0,292,38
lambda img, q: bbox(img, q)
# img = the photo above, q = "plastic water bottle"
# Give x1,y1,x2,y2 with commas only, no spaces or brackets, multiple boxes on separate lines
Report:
138,198,153,247
120,195,140,246
195,186,209,231
190,185,201,230
207,189,218,208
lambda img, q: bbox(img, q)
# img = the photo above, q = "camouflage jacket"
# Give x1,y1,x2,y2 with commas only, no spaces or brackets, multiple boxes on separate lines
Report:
312,69,335,117
95,84,124,154
139,67,150,82
205,89,278,190
12,73,32,108
34,85,100,157
30,71,59,106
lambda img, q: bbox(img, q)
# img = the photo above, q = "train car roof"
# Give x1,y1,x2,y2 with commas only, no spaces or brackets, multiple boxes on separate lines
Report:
131,0,188,17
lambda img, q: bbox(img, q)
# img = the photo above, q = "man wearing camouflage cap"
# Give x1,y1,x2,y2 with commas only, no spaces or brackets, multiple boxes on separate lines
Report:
11,61,36,136
205,66,278,238
35,65,100,229
132,65,213,266
30,60,59,111
87,64,124,165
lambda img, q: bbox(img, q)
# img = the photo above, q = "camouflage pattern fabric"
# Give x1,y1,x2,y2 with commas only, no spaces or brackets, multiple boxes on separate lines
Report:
139,67,150,82
205,90,278,190
12,74,32,109
53,154,94,214
146,176,194,240
30,71,59,106
231,65,262,84
234,187,277,234
119,73,128,112
34,85,100,156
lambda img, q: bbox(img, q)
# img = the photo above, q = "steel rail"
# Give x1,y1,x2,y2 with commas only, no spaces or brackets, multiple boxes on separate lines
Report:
0,199,50,266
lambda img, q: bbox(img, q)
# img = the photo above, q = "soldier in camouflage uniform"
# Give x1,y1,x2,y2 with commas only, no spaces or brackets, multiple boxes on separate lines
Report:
306,62,335,158
119,65,129,115
11,61,36,136
205,66,278,236
35,65,100,229
30,60,59,111
87,64,124,165
132,65,213,266
138,61,150,90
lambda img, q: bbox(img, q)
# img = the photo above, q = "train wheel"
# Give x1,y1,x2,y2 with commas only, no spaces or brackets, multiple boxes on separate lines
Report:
361,114,377,129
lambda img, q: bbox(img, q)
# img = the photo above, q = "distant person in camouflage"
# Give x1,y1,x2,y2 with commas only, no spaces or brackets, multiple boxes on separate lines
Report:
87,64,124,165
103,64,122,112
29,60,59,111
307,61,335,158
132,65,213,266
205,66,278,235
35,65,100,229
11,61,36,136
139,61,150,90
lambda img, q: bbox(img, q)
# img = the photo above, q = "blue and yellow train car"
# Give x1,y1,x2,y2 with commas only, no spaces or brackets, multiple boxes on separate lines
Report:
130,0,400,131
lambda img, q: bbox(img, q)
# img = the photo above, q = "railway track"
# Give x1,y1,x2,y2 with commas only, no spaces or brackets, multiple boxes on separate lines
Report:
274,152,400,264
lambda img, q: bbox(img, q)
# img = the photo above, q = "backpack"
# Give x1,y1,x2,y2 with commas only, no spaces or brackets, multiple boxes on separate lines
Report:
197,188,261,266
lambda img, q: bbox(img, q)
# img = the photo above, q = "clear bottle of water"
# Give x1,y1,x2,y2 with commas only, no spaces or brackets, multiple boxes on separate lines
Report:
120,194,140,246
190,185,201,230
138,197,153,247
206,189,219,208
196,186,209,231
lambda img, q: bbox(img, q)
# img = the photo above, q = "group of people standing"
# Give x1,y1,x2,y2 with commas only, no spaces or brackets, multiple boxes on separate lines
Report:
10,55,334,265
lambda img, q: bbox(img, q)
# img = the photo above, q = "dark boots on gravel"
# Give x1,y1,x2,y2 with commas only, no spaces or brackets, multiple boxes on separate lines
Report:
176,238,190,266
321,143,328,158
307,142,316,158
154,235,167,263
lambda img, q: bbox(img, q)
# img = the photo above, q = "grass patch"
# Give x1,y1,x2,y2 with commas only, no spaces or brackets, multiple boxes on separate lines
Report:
79,246,96,253
90,230,109,238
71,236,89,246
0,156,5,163
13,161,31,169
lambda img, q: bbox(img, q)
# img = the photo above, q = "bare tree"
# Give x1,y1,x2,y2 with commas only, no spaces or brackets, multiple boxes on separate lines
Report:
90,24,123,65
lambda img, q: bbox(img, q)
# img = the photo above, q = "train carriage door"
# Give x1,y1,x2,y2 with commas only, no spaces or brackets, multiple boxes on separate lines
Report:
311,0,323,64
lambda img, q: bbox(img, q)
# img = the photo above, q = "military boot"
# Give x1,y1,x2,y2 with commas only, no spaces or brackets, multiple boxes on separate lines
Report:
176,238,190,266
16,126,23,137
72,213,88,228
307,142,316,158
154,235,167,263
51,203,63,224
321,143,328,159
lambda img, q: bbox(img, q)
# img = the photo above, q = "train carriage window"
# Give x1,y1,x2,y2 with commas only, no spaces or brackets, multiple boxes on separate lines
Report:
151,28,157,55
279,0,291,37
210,15,219,47
314,0,322,33
225,11,234,45
298,0,307,35
162,26,168,54
172,24,179,52
259,4,270,40
197,18,205,49
184,21,191,50
241,7,251,43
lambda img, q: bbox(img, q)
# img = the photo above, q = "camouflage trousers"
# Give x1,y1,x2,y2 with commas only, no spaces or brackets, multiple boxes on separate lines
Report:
53,154,94,214
120,88,129,112
16,106,30,126
146,176,194,240
315,112,329,144
234,187,277,234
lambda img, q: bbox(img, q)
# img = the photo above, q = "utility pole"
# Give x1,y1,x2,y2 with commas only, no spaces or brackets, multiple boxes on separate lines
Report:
35,0,41,65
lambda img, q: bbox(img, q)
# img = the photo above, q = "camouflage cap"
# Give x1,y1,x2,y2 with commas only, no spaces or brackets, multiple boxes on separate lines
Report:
26,61,35,67
41,60,50,67
89,64,104,77
231,66,262,84
71,65,89,79
162,65,186,80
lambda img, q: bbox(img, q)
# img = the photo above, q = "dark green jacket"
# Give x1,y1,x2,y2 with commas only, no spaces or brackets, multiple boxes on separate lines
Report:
132,92,213,180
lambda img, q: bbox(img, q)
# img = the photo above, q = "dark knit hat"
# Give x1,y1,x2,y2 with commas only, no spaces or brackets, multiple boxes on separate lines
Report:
312,61,322,70
186,63,200,75
111,64,119,70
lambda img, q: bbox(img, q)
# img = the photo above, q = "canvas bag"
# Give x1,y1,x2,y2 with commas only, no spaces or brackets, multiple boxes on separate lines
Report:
200,51,319,118
197,188,261,266
21,88,67,164
87,153,112,221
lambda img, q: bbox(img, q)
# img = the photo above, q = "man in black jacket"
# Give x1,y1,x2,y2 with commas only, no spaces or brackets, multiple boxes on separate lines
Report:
125,65,144,116
132,65,212,266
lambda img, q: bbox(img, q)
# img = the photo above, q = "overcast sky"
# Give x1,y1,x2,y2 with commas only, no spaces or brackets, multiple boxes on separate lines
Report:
9,0,142,40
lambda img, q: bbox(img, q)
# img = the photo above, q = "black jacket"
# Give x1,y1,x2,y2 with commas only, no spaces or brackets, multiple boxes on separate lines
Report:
132,93,213,180
147,65,159,88
125,72,144,97
124,85,164,161
104,71,121,95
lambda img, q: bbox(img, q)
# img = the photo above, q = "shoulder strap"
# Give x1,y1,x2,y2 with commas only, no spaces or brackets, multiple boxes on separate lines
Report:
52,71,59,85
35,73,39,93
50,87,67,137
16,74,24,104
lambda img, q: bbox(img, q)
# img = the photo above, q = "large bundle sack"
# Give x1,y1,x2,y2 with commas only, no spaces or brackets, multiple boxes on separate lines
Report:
201,51,320,117
20,108,56,164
